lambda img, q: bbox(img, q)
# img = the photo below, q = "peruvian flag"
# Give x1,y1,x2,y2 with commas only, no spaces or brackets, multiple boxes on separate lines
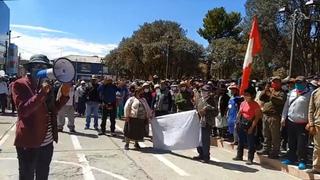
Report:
239,16,262,95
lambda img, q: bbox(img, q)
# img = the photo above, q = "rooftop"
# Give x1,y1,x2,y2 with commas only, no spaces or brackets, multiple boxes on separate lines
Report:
63,55,103,64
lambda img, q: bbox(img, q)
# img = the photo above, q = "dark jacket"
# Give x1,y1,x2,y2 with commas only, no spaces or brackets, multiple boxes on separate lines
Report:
84,83,100,103
260,89,286,116
175,90,194,112
12,77,69,148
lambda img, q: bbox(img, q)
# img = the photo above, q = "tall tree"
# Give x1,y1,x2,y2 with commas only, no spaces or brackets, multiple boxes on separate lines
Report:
104,20,204,79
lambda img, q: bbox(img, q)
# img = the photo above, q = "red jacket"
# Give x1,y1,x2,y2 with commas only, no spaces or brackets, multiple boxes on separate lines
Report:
12,77,69,148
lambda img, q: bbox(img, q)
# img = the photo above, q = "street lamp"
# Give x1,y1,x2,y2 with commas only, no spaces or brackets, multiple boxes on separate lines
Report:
279,4,314,77
165,35,172,79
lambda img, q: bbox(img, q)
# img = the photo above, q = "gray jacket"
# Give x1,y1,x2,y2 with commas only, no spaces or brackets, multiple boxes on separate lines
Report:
197,96,218,127
282,89,312,123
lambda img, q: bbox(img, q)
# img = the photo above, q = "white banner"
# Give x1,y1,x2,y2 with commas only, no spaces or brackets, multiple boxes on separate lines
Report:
151,110,201,151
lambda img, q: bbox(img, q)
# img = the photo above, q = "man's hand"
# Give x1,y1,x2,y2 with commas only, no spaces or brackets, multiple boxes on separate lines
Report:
61,83,71,97
281,118,286,127
41,82,52,94
306,123,317,136
199,109,206,117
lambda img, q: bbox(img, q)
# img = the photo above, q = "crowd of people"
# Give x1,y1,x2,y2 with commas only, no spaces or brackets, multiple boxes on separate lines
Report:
68,74,320,173
6,54,320,179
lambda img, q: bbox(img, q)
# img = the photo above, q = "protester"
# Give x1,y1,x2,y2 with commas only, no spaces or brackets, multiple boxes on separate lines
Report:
175,81,194,112
57,83,76,133
233,86,262,165
281,76,312,170
84,75,101,130
154,80,172,116
116,80,128,119
75,81,86,116
226,83,242,145
98,76,118,136
0,76,8,114
193,85,218,163
306,83,320,174
258,76,286,159
12,54,70,180
215,84,230,138
124,87,153,150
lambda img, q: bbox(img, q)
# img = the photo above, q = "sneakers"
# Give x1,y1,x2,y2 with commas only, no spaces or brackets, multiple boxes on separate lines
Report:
281,159,292,165
111,132,117,137
98,132,105,136
306,168,320,174
70,129,76,133
232,156,243,161
246,160,254,165
200,159,210,163
192,156,202,160
298,162,306,170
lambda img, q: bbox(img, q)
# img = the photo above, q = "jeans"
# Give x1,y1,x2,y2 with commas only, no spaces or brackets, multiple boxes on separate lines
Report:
197,124,212,160
237,126,256,161
85,101,99,128
287,120,308,162
16,143,53,180
101,106,117,133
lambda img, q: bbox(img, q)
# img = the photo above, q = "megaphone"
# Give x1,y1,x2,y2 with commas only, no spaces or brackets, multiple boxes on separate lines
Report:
36,57,75,83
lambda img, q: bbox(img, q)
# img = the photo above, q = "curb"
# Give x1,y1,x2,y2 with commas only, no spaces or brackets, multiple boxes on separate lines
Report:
211,137,320,180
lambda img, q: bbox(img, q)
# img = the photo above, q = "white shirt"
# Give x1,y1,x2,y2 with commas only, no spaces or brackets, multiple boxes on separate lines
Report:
0,81,8,94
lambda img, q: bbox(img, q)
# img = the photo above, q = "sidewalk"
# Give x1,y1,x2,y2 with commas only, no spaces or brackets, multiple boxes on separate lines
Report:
211,137,320,180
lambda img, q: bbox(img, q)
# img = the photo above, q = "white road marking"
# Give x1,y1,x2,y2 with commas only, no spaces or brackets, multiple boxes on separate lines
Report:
0,158,129,180
0,134,9,146
68,118,95,180
153,154,190,176
10,124,16,131
115,125,190,176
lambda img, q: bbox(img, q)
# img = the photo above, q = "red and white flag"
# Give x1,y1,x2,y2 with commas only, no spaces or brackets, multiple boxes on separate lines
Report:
239,16,262,95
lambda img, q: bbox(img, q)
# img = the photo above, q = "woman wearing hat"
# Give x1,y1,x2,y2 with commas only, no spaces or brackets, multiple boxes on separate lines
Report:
233,86,262,165
175,81,194,112
124,87,153,150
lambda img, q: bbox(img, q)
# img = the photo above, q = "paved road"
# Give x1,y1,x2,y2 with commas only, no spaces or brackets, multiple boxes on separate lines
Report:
0,115,298,180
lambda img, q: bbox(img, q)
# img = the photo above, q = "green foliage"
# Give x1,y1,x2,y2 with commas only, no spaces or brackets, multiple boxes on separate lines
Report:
198,7,242,43
104,20,204,79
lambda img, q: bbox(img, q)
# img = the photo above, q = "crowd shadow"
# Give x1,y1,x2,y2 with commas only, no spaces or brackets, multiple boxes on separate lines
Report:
61,131,99,139
0,113,17,117
169,151,259,173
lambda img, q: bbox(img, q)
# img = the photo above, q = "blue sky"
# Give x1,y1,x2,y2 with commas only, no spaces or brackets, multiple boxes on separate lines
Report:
6,0,247,59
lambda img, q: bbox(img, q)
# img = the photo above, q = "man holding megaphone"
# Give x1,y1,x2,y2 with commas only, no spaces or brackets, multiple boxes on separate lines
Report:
12,54,72,180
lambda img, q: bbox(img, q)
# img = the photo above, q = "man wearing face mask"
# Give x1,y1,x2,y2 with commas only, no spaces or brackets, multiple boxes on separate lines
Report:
193,85,218,163
154,81,172,116
257,76,286,159
281,76,312,170
175,81,194,112
142,82,153,108
12,54,70,180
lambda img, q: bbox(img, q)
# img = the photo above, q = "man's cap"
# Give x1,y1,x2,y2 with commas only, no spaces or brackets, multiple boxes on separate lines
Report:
25,54,52,67
179,81,187,86
228,83,239,90
81,80,86,84
142,82,149,87
310,80,318,87
153,75,159,79
154,84,160,88
295,76,306,82
201,85,212,92
91,75,98,79
270,76,281,82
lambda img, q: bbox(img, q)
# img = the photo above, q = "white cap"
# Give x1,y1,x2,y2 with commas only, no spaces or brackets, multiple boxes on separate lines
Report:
81,80,86,84
142,82,149,87
154,84,160,88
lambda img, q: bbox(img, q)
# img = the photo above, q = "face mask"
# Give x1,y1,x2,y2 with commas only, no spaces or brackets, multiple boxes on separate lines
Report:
271,82,281,90
156,89,161,94
144,89,149,93
295,83,306,92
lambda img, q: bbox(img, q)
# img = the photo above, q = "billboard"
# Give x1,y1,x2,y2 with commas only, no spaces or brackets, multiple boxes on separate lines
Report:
0,2,10,65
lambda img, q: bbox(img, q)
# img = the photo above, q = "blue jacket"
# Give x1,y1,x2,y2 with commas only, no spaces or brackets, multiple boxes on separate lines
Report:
98,84,118,104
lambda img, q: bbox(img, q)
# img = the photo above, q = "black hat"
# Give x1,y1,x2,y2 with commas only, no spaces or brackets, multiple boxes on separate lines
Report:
244,86,256,96
24,54,52,67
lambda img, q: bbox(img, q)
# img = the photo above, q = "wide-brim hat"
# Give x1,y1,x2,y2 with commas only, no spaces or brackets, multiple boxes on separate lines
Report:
201,85,212,92
228,84,239,90
24,54,52,67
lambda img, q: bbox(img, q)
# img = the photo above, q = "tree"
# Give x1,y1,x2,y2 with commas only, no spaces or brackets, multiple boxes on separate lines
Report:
198,7,242,43
103,20,204,79
198,7,243,79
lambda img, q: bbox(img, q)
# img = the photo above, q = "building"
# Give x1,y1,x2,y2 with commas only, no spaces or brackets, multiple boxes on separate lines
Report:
63,55,108,81
0,1,10,71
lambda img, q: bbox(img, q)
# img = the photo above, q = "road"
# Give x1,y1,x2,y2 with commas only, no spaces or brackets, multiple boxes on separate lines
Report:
0,114,298,180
